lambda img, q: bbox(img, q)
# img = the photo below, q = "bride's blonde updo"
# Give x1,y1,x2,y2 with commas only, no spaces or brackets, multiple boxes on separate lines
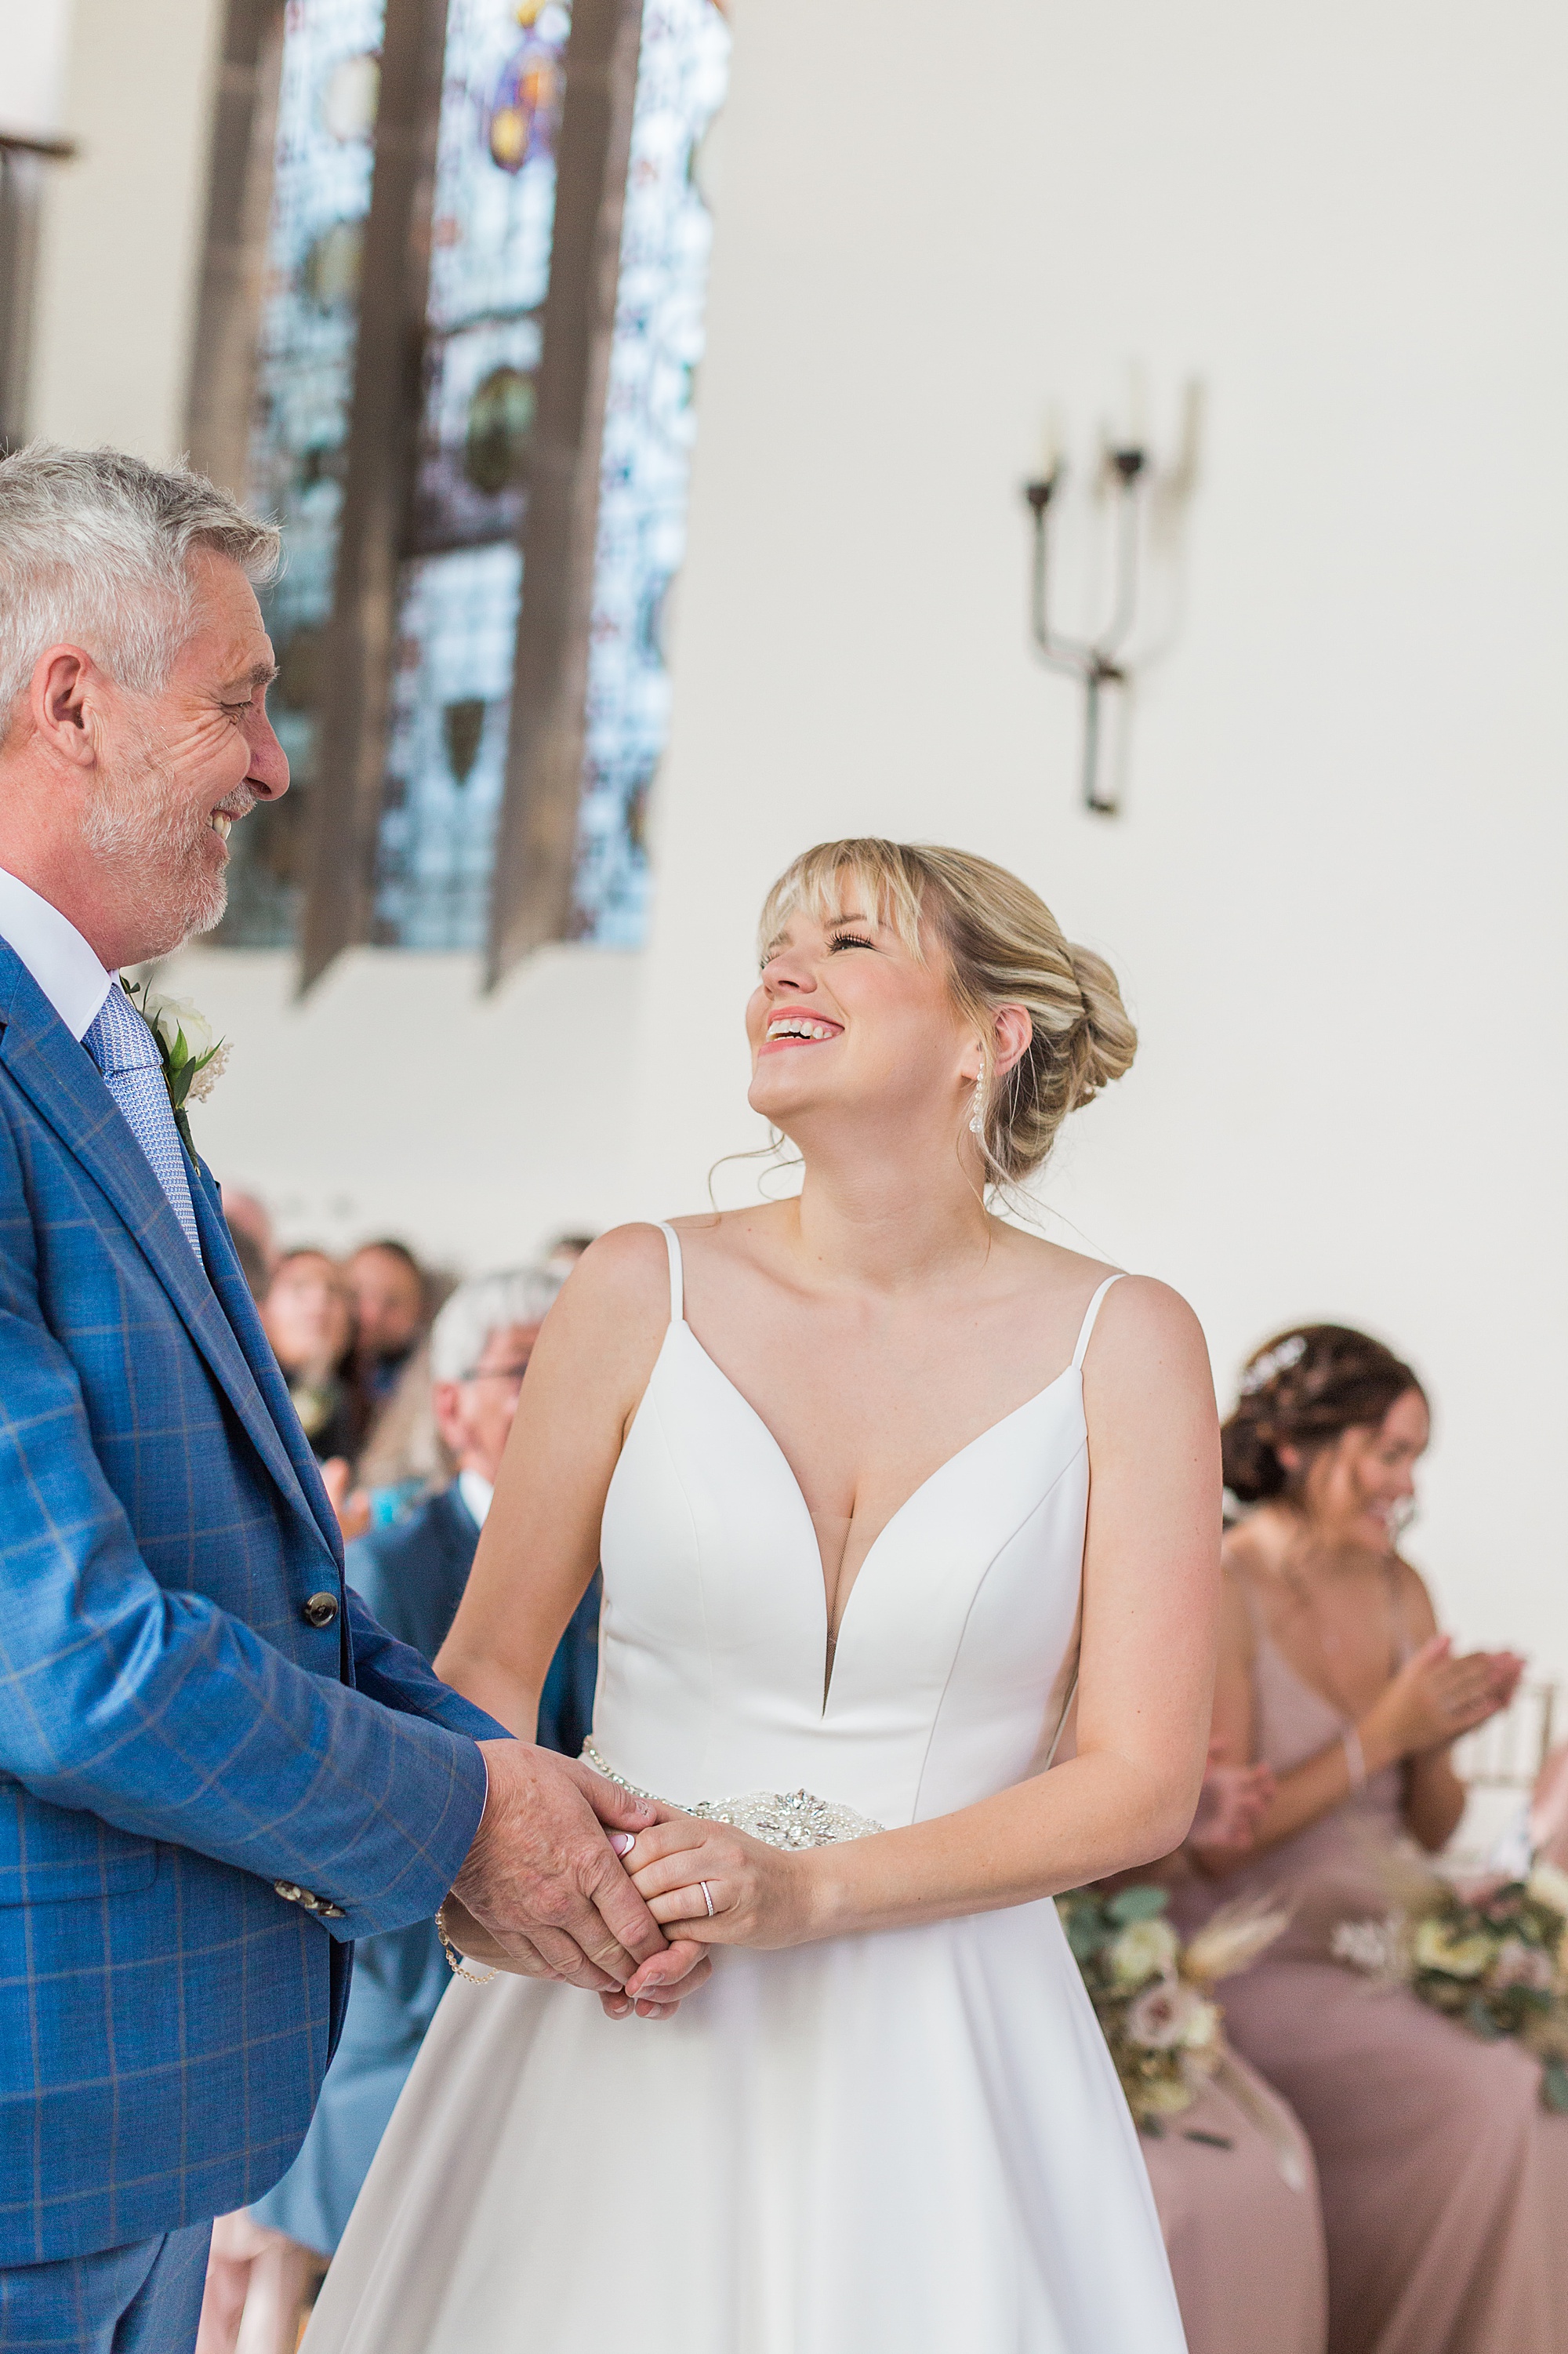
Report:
758,837,1137,1181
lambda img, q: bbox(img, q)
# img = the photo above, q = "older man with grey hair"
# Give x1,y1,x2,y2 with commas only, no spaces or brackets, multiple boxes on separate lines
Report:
0,447,698,2353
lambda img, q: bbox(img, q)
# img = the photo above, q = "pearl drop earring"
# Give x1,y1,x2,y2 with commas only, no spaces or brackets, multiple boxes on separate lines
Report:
968,1076,985,1136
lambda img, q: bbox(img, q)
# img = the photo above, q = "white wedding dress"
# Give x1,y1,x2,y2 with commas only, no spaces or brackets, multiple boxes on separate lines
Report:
307,1230,1187,2353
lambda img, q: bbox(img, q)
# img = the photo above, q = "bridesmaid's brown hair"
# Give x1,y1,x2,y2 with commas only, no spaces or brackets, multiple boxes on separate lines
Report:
1222,1325,1426,1505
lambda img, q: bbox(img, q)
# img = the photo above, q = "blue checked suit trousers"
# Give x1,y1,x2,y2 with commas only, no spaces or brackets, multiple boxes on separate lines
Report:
0,943,504,2267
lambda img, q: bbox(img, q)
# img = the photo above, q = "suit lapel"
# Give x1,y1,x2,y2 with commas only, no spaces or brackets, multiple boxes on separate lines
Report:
189,1161,345,1564
0,950,333,1558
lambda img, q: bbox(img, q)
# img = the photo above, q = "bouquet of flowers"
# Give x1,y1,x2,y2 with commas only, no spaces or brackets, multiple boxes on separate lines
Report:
1057,1884,1288,2133
1330,1860,1568,2112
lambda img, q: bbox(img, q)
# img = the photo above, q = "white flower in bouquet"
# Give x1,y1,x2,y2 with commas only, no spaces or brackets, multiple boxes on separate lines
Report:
1527,1861,1568,1920
1330,1913,1406,1981
1108,1917,1178,1986
1124,1977,1194,2050
1412,1920,1494,1979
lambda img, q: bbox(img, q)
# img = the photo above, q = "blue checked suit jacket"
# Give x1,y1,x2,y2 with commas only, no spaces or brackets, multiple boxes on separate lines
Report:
0,943,503,2265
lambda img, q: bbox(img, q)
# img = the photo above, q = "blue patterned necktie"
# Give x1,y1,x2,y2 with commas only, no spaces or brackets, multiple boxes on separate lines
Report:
83,983,202,1259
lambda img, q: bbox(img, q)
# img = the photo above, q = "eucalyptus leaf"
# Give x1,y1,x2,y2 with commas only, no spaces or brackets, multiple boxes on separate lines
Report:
1106,1885,1169,1927
1543,2062,1568,2115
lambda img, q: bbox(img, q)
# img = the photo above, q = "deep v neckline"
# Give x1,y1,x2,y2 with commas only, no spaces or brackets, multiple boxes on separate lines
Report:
647,1226,1123,1707
671,1320,1078,1706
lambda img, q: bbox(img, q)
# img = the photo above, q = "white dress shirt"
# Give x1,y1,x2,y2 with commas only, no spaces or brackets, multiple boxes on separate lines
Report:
0,866,114,1039
456,1469,495,1529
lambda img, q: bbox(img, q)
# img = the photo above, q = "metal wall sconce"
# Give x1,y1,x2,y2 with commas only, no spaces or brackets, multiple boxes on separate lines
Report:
1022,380,1201,816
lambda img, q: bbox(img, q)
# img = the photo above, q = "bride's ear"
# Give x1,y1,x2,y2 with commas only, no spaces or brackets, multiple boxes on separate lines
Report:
990,1004,1033,1081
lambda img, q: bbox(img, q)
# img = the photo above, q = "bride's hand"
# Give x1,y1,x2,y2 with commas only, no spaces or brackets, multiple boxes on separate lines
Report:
619,1817,817,1978
598,1936,713,2022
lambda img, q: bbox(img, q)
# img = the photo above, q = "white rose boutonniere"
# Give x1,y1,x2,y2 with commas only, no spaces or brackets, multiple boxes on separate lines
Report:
121,978,230,1155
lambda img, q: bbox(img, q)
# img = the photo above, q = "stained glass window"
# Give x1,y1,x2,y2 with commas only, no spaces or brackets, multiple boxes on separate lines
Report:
370,0,565,948
221,0,728,957
573,0,729,943
221,0,385,946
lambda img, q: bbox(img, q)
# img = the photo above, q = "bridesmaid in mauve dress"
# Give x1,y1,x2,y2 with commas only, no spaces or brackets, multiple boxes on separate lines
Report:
1123,1759,1329,2354
1177,1324,1568,2354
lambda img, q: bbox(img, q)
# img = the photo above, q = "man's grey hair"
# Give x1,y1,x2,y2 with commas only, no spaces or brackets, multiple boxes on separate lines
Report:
430,1267,565,1385
0,442,281,740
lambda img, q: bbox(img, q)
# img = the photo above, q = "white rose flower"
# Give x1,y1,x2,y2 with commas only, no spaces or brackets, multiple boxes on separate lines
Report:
147,994,215,1063
1109,1917,1179,1988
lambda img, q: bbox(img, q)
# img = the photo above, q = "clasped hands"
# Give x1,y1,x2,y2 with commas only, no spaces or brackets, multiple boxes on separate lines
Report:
445,1742,811,2022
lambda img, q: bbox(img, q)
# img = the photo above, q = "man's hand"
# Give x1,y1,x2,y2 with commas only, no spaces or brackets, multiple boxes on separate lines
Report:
449,1744,670,1993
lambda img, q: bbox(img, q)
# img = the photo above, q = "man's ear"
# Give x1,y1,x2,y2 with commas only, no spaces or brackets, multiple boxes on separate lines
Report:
431,1380,467,1457
29,645,103,772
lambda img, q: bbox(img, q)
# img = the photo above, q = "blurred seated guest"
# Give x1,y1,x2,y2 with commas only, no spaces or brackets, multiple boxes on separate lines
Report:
220,1183,275,1300
1178,1325,1560,2354
223,1214,270,1303
1087,1749,1329,2354
259,1246,358,1462
244,1267,595,2266
346,1237,430,1414
543,1229,596,1282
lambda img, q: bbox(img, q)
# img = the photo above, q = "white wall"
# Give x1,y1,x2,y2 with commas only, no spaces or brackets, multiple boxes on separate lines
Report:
625,0,1568,1680
34,0,1568,1684
27,0,223,456
0,0,72,134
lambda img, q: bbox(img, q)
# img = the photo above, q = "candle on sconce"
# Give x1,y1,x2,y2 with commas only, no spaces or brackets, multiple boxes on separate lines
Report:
1120,362,1149,455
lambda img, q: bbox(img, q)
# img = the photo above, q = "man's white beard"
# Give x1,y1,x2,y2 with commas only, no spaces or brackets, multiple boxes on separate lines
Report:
84,728,252,959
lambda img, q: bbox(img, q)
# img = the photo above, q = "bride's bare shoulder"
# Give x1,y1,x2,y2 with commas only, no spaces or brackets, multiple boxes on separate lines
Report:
546,1222,676,1343
1002,1229,1202,1347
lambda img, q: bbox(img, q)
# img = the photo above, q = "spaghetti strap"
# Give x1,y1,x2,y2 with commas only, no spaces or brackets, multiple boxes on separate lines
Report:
1070,1272,1124,1371
656,1222,684,1324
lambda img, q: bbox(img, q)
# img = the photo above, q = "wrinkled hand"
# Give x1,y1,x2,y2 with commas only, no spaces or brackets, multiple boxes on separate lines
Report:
1366,1634,1515,1760
449,1744,673,1995
619,1816,816,1996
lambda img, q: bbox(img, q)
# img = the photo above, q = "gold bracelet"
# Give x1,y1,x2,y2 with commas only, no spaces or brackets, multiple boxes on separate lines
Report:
436,1898,498,1985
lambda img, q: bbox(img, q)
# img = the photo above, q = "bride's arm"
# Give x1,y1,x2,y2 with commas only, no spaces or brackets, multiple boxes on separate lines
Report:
434,1225,671,1733
623,1276,1221,1963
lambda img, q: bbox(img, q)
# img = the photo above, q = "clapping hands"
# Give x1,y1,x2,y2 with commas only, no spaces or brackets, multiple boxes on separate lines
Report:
1366,1634,1525,1762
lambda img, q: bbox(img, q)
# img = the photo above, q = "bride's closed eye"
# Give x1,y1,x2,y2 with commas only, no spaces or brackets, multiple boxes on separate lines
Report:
829,932,875,952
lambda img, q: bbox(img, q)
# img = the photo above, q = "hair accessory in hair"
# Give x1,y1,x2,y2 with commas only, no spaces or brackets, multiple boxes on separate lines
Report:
1239,1333,1308,1396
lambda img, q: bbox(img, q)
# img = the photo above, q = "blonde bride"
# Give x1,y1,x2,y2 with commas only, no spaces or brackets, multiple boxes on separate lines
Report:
307,838,1220,2353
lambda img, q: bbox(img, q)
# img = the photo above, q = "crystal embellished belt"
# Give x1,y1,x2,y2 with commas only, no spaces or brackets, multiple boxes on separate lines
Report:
581,1742,884,1850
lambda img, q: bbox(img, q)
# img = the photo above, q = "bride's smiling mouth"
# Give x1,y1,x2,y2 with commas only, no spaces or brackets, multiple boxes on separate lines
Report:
758,1014,844,1056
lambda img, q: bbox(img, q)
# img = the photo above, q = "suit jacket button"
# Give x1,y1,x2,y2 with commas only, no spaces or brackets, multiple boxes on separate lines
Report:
303,1591,340,1628
274,1881,303,1904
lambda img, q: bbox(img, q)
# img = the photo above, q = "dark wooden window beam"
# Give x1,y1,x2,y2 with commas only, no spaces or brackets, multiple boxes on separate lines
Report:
485,0,645,990
299,0,448,993
183,0,286,496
